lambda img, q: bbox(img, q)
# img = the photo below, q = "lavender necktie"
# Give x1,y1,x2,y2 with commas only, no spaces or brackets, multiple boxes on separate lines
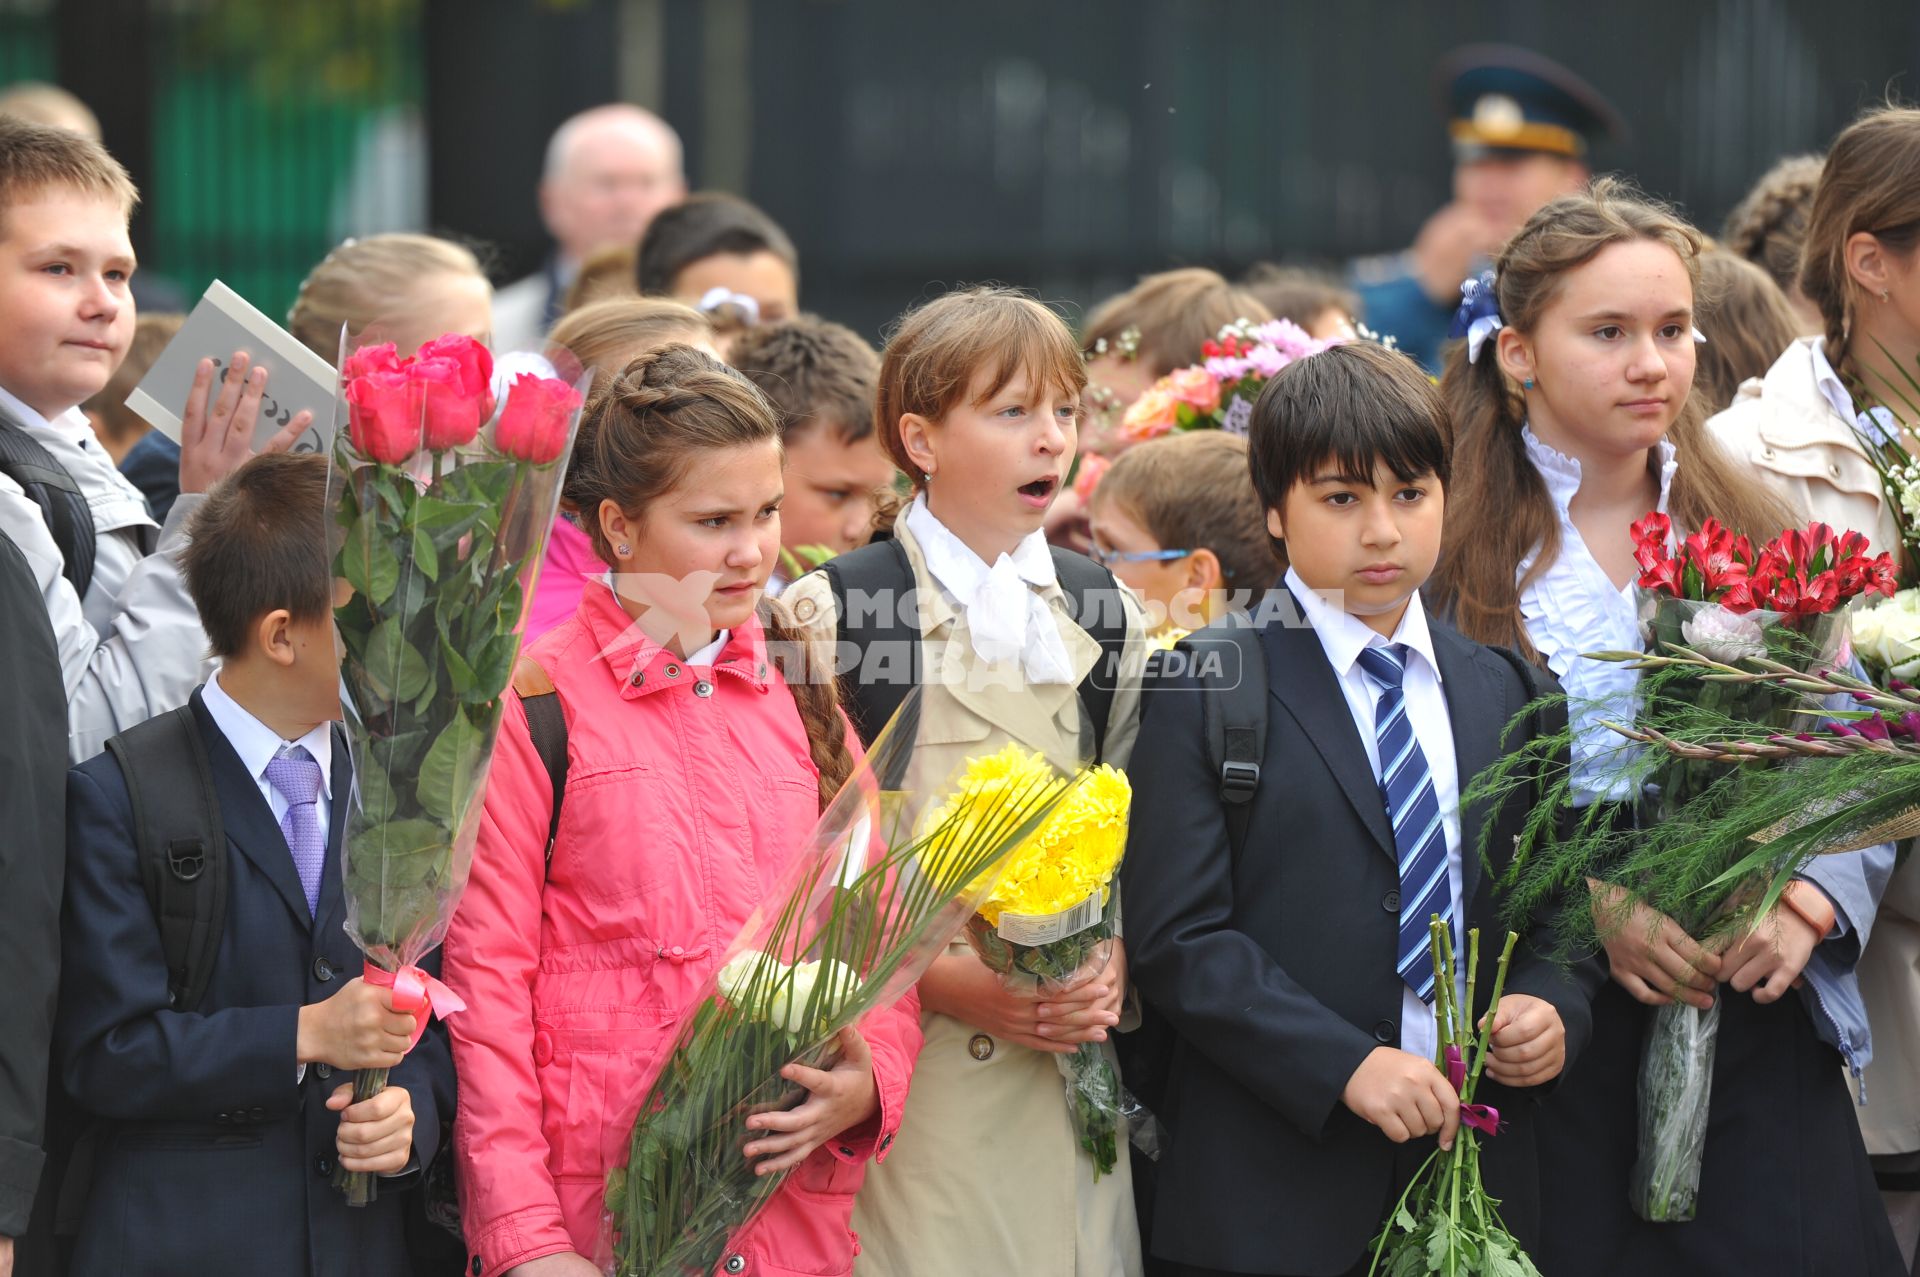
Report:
264,746,324,917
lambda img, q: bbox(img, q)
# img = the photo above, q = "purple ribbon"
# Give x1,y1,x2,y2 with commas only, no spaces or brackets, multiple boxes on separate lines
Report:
1444,1045,1502,1136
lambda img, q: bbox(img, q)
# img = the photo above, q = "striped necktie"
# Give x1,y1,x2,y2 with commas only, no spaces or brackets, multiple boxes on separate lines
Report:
1355,643,1451,1003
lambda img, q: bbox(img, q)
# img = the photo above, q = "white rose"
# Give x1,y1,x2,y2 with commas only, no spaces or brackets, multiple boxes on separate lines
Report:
766,959,863,1035
717,950,783,1014
1856,591,1920,678
1680,605,1767,664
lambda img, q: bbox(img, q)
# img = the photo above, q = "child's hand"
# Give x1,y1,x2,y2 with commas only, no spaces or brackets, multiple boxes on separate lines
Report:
919,950,1118,1055
1589,879,1719,1009
1718,902,1823,1004
296,977,418,1071
742,1026,879,1175
1342,1047,1462,1150
328,1082,415,1175
1038,940,1127,1035
1478,994,1566,1088
178,350,314,494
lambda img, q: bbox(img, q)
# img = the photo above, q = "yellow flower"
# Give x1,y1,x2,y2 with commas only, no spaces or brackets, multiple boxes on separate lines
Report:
918,744,1070,891
976,764,1133,925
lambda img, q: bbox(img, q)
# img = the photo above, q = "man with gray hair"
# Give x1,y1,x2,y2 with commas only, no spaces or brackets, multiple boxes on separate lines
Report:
494,103,686,352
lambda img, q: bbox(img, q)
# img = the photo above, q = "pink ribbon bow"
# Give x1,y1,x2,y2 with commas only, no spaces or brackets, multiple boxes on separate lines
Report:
363,961,467,1052
1443,1045,1502,1136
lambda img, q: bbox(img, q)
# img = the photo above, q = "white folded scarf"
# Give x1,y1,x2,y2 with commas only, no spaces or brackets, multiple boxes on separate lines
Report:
904,495,1077,685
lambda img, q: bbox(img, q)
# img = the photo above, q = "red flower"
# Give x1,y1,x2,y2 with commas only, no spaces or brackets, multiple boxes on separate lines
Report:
342,341,402,381
344,369,419,465
493,373,582,464
416,334,495,408
1631,510,1672,551
404,356,486,452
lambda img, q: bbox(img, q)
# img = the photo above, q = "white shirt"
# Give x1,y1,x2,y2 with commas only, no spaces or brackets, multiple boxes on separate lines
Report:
1288,568,1463,1065
904,494,1076,684
1809,337,1903,446
200,669,334,849
1516,427,1678,805
0,382,212,761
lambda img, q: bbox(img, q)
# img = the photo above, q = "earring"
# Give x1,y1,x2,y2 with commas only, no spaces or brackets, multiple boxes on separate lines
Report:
616,543,630,557
1523,378,1536,390
1884,290,1893,303
922,471,933,484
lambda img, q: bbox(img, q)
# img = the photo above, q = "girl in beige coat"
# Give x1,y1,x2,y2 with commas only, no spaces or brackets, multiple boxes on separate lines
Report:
787,288,1149,1277
1708,106,1920,1271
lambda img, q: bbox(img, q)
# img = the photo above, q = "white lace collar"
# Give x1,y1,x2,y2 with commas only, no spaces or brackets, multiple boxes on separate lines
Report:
903,494,1076,683
1522,424,1677,517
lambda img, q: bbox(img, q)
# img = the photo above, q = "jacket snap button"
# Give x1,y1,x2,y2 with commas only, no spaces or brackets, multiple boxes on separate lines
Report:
1829,462,1842,478
664,663,680,677
312,956,335,982
694,680,714,698
1382,890,1400,912
968,1033,995,1061
725,1256,747,1274
629,670,644,687
1373,1019,1396,1045
315,1062,331,1080
533,1030,555,1067
472,1258,483,1276
1762,446,1777,460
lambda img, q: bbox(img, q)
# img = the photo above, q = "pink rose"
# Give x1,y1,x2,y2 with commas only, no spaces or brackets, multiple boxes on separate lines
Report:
415,334,495,406
409,356,486,451
494,373,583,464
1120,386,1180,442
345,369,420,465
342,341,402,381
1165,367,1221,416
1072,453,1111,504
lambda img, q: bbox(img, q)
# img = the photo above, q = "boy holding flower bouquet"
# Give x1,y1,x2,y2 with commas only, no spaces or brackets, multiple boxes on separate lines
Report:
1122,343,1601,1277
55,453,454,1277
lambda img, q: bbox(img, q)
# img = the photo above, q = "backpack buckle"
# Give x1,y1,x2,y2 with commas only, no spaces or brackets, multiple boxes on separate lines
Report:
166,838,207,882
1220,761,1260,804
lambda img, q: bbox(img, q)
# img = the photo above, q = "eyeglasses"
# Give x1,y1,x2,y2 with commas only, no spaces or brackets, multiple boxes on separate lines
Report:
1089,546,1193,567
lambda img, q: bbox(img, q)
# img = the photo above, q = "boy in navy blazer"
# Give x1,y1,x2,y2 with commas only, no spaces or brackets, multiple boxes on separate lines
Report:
1122,343,1601,1277
56,453,453,1277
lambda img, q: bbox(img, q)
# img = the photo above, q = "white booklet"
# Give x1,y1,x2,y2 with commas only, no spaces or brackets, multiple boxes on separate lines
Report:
125,279,339,456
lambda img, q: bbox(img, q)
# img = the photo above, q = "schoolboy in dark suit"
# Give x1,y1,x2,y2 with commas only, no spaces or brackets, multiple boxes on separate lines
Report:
1122,343,1602,1277
55,453,452,1277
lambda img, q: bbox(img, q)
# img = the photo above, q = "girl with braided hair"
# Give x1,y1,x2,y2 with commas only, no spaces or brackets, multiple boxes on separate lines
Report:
442,344,921,1277
1722,153,1825,336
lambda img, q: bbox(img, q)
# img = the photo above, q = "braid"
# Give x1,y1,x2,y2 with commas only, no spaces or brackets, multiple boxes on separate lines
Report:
1722,155,1822,297
761,599,856,811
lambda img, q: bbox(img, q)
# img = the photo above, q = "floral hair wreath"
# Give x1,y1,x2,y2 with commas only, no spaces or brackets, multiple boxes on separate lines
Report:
1447,270,1709,368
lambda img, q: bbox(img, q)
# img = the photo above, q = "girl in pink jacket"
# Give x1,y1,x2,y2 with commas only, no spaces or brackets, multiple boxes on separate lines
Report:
444,345,922,1277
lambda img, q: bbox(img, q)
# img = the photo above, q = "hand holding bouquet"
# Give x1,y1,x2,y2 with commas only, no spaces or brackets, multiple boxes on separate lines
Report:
957,761,1132,1177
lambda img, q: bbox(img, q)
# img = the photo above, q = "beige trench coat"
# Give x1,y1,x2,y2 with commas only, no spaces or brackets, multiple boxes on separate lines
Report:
785,519,1148,1277
1709,338,1920,1156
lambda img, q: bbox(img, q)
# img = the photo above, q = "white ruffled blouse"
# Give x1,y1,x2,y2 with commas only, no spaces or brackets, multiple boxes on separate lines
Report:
1516,427,1678,805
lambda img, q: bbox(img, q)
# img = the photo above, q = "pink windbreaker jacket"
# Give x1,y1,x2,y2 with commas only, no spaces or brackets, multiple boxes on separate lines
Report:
444,582,920,1277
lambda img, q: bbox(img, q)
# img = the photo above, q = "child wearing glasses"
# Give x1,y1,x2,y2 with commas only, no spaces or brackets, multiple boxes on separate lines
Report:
1086,431,1280,645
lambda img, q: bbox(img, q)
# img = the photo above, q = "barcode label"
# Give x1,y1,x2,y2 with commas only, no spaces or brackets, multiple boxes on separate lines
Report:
996,891,1105,946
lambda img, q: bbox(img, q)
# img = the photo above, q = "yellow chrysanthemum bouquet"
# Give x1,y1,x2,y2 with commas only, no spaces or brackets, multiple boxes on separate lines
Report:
931,747,1135,1177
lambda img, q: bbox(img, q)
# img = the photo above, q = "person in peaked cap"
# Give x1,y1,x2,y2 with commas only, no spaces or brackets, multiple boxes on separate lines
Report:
1351,44,1626,370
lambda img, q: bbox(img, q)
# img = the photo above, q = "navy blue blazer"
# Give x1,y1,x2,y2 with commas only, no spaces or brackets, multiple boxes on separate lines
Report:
56,689,454,1277
1121,591,1603,1276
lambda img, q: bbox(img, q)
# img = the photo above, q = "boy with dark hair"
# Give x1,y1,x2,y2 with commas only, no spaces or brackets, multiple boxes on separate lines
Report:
728,316,894,586
56,453,451,1277
0,116,308,764
1122,342,1600,1277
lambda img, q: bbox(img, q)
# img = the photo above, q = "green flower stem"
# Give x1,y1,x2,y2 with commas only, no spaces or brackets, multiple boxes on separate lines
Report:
330,1065,390,1206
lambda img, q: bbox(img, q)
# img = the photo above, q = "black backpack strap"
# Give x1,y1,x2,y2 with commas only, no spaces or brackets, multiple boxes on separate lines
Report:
513,657,569,865
1189,619,1269,856
818,537,920,749
0,408,97,598
104,704,227,1011
1049,547,1129,765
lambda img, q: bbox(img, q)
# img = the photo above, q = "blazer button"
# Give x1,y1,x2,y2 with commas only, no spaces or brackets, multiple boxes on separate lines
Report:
315,1063,332,1080
315,1156,332,1177
724,1256,747,1274
694,679,714,698
967,1033,994,1061
216,1111,229,1125
312,956,335,982
1373,1019,1396,1044
1382,889,1400,912
250,1106,267,1121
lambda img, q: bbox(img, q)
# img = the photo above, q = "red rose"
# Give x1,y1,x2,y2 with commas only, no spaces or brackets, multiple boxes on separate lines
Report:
409,356,486,451
494,373,583,464
343,341,402,381
416,334,495,406
345,369,419,465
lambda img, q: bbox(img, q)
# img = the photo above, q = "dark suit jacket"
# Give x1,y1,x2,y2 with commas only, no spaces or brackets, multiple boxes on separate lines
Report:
56,690,454,1277
117,431,181,527
1121,591,1602,1276
0,532,65,1238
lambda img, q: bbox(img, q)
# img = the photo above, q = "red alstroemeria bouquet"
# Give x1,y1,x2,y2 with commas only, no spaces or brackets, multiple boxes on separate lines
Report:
1606,511,1893,1222
330,332,590,1205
